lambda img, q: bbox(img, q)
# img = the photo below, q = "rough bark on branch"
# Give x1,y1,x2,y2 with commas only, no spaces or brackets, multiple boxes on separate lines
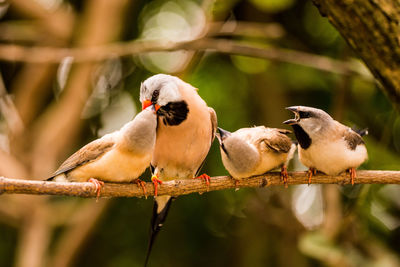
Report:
311,0,400,109
0,170,398,198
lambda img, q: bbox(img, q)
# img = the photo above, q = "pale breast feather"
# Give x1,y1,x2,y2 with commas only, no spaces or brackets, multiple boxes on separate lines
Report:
152,86,213,180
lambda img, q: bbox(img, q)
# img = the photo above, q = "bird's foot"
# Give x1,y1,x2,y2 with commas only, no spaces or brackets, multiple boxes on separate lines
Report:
133,179,147,198
89,178,104,202
348,167,356,185
233,178,239,191
280,166,289,188
194,173,211,188
307,168,317,185
151,175,163,197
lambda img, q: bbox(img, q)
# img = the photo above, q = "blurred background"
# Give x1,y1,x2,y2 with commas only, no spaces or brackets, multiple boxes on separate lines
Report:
1,0,400,266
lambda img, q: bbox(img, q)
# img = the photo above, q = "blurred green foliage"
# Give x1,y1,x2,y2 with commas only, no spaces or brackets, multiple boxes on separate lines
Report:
249,0,295,13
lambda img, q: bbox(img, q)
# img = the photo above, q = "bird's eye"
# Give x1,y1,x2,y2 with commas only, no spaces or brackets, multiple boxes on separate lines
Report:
151,90,160,103
299,111,311,119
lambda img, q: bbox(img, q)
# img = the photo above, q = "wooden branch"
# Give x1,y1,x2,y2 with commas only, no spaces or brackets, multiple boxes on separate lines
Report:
0,170,399,198
0,38,372,80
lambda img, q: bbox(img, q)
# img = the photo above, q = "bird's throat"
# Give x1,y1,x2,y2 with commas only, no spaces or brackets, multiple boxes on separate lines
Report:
159,100,189,126
292,124,312,149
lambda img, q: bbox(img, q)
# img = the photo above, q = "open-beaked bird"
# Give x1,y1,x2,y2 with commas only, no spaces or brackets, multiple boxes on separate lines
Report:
140,74,217,266
283,106,368,185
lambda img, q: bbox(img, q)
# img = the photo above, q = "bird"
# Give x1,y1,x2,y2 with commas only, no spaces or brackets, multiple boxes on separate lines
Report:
47,105,158,198
283,106,368,185
216,126,296,187
140,74,217,266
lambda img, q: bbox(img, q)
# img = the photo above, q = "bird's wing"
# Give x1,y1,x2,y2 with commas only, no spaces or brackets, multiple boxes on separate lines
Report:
194,107,218,177
276,128,292,135
53,136,115,176
259,128,292,153
343,128,365,150
209,107,218,143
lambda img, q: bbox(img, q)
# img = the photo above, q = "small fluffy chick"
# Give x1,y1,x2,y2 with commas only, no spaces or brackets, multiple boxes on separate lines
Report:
216,126,296,186
284,105,368,185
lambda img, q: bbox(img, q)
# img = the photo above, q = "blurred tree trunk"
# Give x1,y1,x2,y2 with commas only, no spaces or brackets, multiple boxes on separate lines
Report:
311,0,400,110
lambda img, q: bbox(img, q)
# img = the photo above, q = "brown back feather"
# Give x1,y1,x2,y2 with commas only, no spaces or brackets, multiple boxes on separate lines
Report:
53,137,115,177
259,128,292,153
344,129,364,150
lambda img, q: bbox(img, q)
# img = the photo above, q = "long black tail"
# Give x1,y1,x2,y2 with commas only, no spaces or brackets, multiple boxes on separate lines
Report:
144,196,174,267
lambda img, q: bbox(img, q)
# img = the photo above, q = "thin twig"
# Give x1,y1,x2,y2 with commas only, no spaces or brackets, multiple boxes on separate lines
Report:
0,38,372,79
0,21,284,42
0,170,398,198
207,21,285,38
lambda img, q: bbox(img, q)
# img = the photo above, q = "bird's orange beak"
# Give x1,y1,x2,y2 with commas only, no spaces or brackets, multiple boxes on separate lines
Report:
142,100,152,110
142,100,160,111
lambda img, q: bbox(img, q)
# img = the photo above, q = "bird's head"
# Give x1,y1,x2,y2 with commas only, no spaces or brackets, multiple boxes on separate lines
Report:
283,106,333,135
216,127,236,157
216,127,231,145
140,74,189,126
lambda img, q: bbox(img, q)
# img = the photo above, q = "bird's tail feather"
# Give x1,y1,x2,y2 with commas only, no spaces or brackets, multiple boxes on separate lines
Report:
357,128,368,137
45,174,68,182
352,126,369,137
144,196,174,267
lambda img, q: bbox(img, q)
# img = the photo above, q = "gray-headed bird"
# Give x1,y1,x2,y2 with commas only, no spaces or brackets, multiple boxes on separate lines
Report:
216,126,295,186
140,74,217,266
48,106,158,197
283,106,368,185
